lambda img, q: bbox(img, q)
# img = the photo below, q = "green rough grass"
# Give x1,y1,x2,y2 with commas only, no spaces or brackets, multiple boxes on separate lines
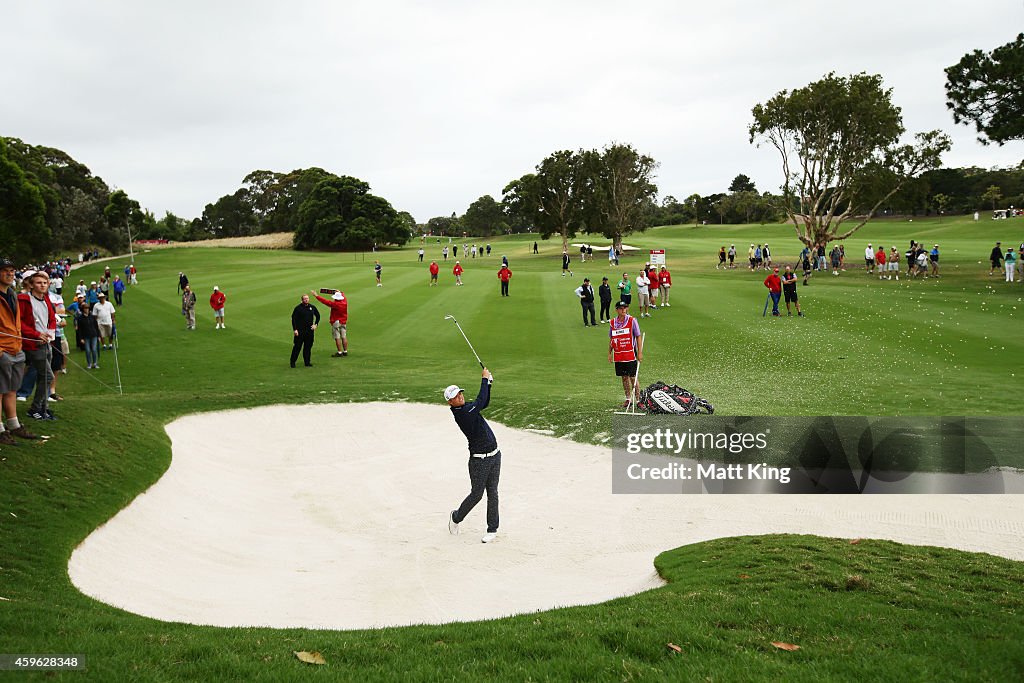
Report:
1,215,1023,681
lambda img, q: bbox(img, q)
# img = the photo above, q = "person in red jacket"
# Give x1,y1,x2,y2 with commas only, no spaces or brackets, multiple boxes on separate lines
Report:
497,264,512,296
312,289,349,357
209,286,227,329
763,268,782,317
647,267,660,309
429,261,439,286
875,246,888,281
18,271,57,420
658,265,673,306
453,261,464,286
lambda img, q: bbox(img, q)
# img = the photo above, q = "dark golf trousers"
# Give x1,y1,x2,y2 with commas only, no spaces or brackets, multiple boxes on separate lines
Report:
291,331,314,366
600,300,611,321
581,301,596,326
500,281,509,296
454,451,501,533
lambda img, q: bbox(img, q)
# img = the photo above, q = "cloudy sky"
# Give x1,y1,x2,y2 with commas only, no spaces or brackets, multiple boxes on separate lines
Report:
3,1,1022,222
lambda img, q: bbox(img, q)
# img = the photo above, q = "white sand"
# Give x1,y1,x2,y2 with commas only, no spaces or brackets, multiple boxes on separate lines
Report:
68,403,1024,630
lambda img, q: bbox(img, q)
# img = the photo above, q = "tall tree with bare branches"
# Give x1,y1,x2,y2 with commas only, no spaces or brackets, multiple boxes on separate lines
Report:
750,72,950,248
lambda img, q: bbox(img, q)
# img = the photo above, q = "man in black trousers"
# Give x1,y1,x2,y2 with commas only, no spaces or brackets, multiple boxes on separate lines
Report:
290,294,319,367
598,276,613,323
576,278,596,327
446,368,501,543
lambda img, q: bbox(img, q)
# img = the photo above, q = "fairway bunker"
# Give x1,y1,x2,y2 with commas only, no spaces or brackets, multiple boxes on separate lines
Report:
69,403,1024,630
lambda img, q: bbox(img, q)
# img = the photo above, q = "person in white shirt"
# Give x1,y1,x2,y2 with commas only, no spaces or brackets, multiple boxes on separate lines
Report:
92,293,116,349
635,270,651,318
49,275,63,295
864,244,875,274
75,280,87,299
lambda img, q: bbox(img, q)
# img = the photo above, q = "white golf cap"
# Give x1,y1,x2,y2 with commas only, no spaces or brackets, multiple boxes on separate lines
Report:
213,286,219,290
443,385,463,401
332,291,345,301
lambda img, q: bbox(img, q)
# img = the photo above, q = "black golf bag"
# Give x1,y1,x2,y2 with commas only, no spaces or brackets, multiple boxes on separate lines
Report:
637,381,714,415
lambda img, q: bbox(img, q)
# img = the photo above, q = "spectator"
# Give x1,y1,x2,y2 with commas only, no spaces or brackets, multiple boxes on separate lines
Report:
85,281,99,305
1005,247,1017,283
561,251,573,277
313,289,348,357
75,279,87,299
781,265,803,317
830,245,842,275
888,247,901,281
429,261,439,286
717,246,726,270
453,261,464,286
989,242,1002,276
728,244,736,268
290,294,320,368
617,273,632,306
598,277,613,323
635,269,651,318
112,275,126,305
78,303,101,369
763,268,782,317
875,246,887,280
93,292,116,348
210,286,227,329
0,257,40,444
930,244,940,276
497,263,512,297
418,247,424,262
181,285,197,330
18,271,57,421
374,260,383,287
659,265,672,307
647,266,660,310
763,244,772,269
575,278,596,327
129,263,137,285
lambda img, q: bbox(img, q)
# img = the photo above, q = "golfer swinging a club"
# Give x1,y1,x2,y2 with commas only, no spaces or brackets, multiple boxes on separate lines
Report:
445,367,501,543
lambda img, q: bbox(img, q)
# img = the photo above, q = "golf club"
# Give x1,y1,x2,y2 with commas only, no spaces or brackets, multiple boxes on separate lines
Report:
762,292,771,317
444,314,485,368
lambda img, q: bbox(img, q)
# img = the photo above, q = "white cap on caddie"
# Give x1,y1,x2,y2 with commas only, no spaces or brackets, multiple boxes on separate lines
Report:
443,385,463,401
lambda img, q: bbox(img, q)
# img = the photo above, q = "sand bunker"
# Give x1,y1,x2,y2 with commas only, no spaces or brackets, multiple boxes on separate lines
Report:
69,403,1024,630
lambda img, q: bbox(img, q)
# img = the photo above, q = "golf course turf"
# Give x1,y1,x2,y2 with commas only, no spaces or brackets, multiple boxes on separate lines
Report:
2,215,1022,681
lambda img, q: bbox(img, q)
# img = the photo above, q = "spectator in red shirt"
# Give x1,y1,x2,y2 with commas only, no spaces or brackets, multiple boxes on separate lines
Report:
647,267,660,309
312,289,349,357
453,261,464,286
497,264,512,296
763,268,782,317
429,261,439,286
875,247,888,280
658,266,672,306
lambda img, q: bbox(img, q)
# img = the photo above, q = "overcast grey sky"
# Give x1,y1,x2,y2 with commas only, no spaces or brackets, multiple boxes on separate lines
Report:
3,1,1022,222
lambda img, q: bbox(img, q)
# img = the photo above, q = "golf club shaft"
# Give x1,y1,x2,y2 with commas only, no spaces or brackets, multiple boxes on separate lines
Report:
633,332,645,413
447,316,484,368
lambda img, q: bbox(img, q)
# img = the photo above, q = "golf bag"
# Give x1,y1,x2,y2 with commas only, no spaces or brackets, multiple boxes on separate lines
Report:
637,381,714,415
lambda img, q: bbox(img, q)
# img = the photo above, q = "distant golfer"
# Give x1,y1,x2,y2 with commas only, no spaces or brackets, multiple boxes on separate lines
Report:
608,301,642,408
446,368,500,544
374,260,383,287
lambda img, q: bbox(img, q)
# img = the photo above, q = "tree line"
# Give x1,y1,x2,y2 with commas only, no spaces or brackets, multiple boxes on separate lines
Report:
2,31,1018,260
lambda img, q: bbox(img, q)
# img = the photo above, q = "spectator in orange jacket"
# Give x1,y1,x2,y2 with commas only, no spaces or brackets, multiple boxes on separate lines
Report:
312,289,349,357
0,258,39,444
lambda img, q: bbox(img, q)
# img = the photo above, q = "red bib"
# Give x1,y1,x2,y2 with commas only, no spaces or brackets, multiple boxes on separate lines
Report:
610,316,637,362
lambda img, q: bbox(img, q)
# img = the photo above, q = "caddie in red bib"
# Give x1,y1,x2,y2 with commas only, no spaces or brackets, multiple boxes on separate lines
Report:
608,300,643,407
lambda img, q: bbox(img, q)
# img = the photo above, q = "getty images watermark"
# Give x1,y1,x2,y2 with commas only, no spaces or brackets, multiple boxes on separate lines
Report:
611,415,1024,494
